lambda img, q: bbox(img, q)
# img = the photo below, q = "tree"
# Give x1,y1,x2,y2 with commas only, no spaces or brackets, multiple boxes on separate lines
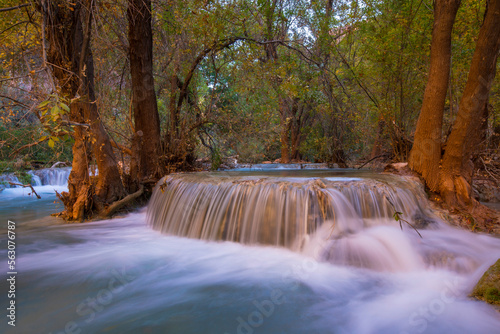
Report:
439,0,500,207
128,0,162,182
408,0,462,191
409,0,500,210
43,0,125,220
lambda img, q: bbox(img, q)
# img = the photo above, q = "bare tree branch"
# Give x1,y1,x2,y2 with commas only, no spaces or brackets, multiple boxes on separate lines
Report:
0,3,30,13
8,182,41,199
0,94,30,108
0,68,46,83
9,137,49,158
0,20,30,36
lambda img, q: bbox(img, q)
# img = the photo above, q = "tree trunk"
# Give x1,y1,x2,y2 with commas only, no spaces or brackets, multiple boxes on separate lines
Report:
44,0,125,220
439,0,500,207
279,98,291,163
290,117,301,161
408,0,461,191
371,119,386,159
128,0,162,181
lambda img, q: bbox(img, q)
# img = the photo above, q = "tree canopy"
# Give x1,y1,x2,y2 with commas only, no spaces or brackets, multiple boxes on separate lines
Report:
0,0,499,219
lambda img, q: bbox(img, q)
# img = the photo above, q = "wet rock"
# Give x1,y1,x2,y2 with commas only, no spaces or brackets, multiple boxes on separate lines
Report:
222,156,239,169
384,162,408,173
411,212,436,229
472,259,500,307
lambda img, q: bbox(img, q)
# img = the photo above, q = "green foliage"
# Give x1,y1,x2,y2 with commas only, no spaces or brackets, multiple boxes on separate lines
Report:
484,287,500,304
1,0,498,169
37,94,72,148
0,126,73,167
14,170,32,185
391,206,422,238
210,146,222,171
472,259,500,306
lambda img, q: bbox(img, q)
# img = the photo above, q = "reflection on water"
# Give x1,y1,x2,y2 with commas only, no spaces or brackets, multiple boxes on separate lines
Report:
0,169,499,334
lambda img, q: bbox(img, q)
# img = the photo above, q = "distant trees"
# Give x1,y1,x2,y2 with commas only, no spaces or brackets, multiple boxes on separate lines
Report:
1,0,499,219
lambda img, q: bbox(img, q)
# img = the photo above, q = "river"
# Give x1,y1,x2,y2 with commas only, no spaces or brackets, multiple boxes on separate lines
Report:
0,167,499,334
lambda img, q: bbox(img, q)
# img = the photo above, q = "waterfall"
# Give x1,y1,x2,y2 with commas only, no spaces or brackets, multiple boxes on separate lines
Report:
147,171,431,245
28,167,71,186
2,167,500,333
146,170,490,272
0,173,22,188
146,169,500,273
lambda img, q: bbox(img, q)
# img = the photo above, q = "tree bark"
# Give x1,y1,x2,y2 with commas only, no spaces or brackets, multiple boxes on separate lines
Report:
128,0,162,181
439,0,500,207
44,0,125,220
279,100,291,163
408,0,461,191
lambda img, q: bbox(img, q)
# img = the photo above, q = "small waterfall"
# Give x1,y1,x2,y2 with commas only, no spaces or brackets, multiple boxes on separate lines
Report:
29,167,71,186
30,174,42,186
147,172,431,246
145,170,474,272
0,173,22,188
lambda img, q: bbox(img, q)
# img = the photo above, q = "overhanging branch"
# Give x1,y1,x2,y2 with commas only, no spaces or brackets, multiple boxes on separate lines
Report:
0,3,30,13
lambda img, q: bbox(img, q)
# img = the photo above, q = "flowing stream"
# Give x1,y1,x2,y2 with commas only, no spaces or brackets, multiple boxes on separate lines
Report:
1,167,499,334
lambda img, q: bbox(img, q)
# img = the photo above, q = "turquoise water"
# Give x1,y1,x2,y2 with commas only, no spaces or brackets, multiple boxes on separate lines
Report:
1,170,500,334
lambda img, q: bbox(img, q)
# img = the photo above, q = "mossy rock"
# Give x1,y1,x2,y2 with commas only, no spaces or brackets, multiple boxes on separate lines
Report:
472,259,500,306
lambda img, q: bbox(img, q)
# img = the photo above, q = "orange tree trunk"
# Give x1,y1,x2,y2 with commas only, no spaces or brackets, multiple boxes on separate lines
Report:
44,0,125,220
408,0,461,191
439,0,500,207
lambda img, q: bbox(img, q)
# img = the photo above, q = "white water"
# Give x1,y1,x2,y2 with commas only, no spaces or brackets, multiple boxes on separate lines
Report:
0,169,499,333
0,167,71,190
28,167,72,186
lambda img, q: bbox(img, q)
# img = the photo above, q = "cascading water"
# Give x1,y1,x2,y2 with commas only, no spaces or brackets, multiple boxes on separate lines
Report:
2,166,499,334
148,169,485,273
147,171,427,245
28,167,71,186
0,167,70,190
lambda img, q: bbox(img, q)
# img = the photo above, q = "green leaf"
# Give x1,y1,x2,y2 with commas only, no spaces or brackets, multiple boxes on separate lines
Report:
38,101,51,108
60,103,70,112
51,105,60,116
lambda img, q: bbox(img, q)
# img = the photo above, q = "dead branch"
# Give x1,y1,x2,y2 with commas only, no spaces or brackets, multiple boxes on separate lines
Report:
0,68,46,83
480,157,500,186
0,94,30,108
8,182,41,199
0,3,30,13
111,141,132,156
0,20,30,36
51,161,68,168
357,154,389,169
100,184,144,218
9,137,49,157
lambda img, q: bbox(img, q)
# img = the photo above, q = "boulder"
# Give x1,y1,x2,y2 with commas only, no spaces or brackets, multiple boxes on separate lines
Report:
471,259,500,306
